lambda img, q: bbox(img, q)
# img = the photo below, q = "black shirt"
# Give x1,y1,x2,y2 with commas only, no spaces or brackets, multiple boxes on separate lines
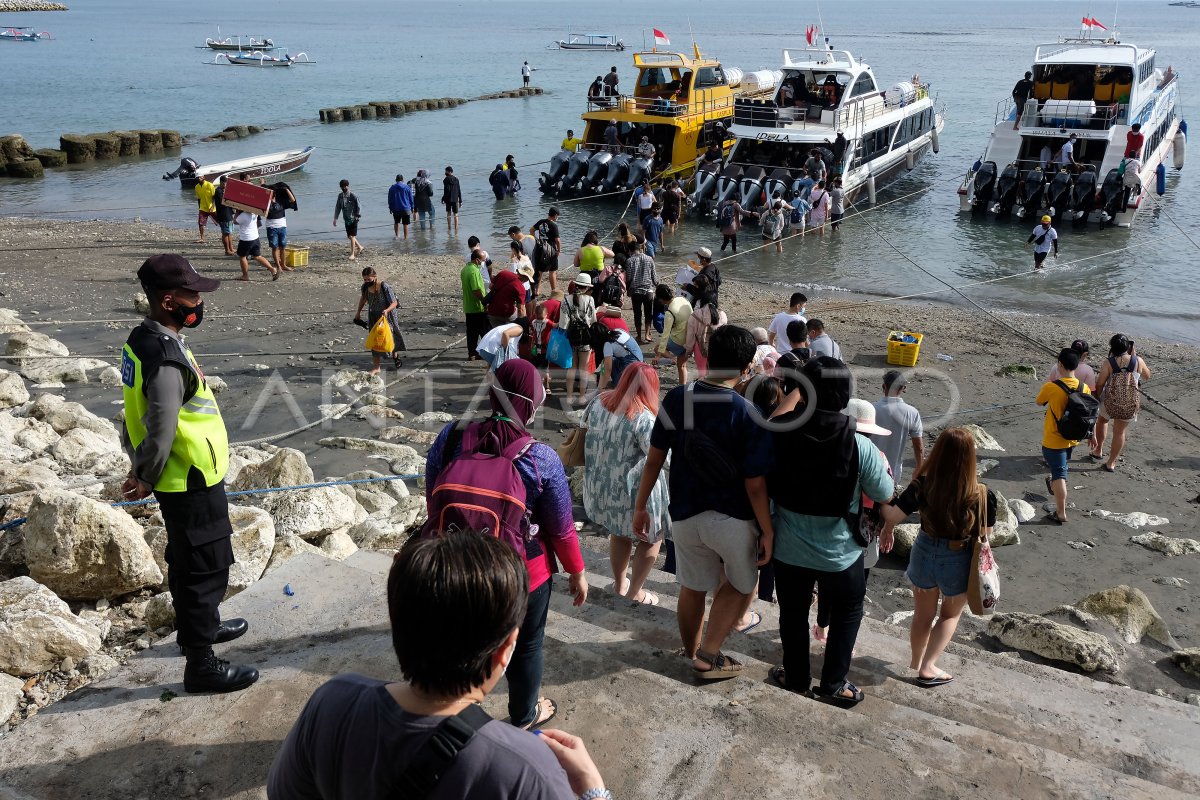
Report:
1012,78,1035,104
894,476,998,540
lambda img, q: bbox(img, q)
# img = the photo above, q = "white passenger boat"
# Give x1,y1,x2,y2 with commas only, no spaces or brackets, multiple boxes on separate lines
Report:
553,32,625,51
163,147,315,189
696,42,943,215
958,34,1186,228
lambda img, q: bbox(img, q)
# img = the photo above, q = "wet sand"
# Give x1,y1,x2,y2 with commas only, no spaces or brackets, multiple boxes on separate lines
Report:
1,217,1197,699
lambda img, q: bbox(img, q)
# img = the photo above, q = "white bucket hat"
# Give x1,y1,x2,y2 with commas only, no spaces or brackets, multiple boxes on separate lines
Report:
574,272,593,288
845,398,890,436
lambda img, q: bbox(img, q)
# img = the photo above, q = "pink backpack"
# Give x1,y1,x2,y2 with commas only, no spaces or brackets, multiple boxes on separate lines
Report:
421,422,533,555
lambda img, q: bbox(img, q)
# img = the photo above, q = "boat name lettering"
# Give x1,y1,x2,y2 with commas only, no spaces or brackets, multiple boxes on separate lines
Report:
755,133,789,141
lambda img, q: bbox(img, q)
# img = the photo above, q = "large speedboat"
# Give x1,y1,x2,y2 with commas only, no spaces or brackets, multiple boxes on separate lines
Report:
958,35,1186,227
694,43,943,215
537,45,773,196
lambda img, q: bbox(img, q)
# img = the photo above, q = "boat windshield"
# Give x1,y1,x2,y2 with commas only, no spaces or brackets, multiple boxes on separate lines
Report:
1031,64,1135,104
776,69,855,109
635,66,694,102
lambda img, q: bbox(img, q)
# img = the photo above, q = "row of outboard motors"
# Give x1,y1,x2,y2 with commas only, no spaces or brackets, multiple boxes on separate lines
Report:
968,161,1128,225
538,149,655,196
686,145,837,216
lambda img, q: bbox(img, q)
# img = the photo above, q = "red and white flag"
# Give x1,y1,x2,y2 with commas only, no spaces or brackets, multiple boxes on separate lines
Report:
806,24,819,46
653,28,670,46
1082,16,1108,30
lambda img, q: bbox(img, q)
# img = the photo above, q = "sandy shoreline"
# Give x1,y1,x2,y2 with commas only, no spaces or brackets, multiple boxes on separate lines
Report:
1,217,1198,701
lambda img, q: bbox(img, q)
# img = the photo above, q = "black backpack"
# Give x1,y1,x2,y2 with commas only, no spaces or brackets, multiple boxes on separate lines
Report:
597,273,623,307
717,202,736,228
564,300,591,348
1052,380,1099,441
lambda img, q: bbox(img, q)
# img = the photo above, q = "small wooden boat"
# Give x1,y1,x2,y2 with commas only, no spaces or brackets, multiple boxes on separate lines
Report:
205,35,275,51
166,146,316,188
1,27,51,42
210,51,314,67
553,32,624,51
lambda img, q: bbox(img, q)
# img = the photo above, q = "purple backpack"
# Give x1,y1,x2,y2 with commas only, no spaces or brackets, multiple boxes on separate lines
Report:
421,422,533,555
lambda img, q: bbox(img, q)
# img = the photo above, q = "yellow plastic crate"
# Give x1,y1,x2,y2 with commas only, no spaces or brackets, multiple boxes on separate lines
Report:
284,245,310,268
887,331,923,367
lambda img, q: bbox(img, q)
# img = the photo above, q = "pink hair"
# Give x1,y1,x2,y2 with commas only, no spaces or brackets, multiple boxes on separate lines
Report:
599,362,660,420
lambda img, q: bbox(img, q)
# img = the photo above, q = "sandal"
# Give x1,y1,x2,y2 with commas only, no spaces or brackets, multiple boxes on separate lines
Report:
736,611,762,634
1044,476,1053,496
769,665,815,697
1043,511,1065,525
813,680,865,707
632,590,659,607
519,697,557,730
916,672,955,688
1100,463,1116,473
693,649,743,681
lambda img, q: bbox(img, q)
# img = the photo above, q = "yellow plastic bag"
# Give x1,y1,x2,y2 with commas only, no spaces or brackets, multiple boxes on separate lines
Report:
365,317,394,353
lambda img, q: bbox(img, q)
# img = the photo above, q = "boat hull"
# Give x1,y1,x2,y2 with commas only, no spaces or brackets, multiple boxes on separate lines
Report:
179,147,315,189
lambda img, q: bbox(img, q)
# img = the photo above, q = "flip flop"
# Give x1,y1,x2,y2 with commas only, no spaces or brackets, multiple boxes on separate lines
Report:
916,672,955,688
1100,463,1116,473
1044,476,1053,496
736,611,762,634
520,697,558,730
1043,511,1065,526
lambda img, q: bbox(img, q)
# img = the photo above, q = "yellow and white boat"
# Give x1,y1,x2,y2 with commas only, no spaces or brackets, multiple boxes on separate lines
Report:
538,45,775,196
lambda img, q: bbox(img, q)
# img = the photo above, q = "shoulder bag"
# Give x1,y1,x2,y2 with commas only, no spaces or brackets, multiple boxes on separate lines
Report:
967,483,1001,615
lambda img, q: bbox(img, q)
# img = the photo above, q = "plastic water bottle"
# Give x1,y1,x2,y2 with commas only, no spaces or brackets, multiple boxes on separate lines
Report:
936,353,953,362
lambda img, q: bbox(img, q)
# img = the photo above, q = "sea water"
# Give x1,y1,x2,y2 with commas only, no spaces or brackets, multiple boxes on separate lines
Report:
1,0,1197,343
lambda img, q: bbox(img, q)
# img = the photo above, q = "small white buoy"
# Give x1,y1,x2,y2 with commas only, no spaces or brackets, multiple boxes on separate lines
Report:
1173,131,1186,170
866,174,877,204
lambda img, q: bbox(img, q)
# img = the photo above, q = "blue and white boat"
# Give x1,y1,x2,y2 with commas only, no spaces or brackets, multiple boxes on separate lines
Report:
959,34,1186,227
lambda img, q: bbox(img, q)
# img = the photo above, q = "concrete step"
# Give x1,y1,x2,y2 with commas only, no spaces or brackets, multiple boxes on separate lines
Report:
545,581,1194,799
573,540,1200,794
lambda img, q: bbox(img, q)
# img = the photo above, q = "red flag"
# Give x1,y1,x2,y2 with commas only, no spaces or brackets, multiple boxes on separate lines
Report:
1082,16,1108,30
652,28,670,46
806,25,818,45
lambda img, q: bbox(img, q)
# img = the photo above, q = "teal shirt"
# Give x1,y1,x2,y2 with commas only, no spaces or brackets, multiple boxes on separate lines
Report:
772,434,894,572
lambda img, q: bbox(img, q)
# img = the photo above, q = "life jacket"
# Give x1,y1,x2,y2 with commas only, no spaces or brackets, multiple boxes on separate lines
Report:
122,324,228,492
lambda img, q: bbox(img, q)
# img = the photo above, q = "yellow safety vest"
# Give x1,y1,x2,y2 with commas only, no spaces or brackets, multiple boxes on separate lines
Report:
122,324,229,491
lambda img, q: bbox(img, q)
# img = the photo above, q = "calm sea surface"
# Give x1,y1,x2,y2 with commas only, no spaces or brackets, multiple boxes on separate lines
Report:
1,0,1197,343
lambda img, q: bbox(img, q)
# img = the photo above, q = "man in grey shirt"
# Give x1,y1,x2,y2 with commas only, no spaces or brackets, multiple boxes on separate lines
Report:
871,370,925,484
806,318,841,360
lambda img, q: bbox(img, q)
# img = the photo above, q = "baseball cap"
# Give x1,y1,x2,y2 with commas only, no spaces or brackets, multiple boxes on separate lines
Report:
137,254,220,292
1070,338,1090,354
1041,214,1052,223
695,246,712,260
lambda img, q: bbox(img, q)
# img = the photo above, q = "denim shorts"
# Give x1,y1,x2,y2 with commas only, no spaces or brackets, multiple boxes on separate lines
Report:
1042,446,1074,481
219,221,234,235
266,226,287,248
905,531,971,597
666,339,686,357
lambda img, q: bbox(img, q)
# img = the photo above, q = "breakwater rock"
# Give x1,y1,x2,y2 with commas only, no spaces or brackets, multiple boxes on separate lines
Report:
319,86,543,123
57,129,180,164
0,1,68,10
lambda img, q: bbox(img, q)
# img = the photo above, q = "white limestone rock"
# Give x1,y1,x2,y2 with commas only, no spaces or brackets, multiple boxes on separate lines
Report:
13,416,59,457
141,525,169,590
0,308,30,335
1089,509,1169,529
98,366,123,388
387,495,426,532
22,490,163,600
1008,498,1037,523
223,445,272,487
379,425,439,447
318,437,424,476
1129,532,1200,557
133,292,150,314
987,612,1121,673
409,411,454,427
207,375,228,394
884,610,915,626
260,487,365,542
231,447,314,492
143,592,175,629
0,672,25,722
325,368,383,394
0,369,29,408
1076,585,1177,647
5,331,104,384
50,428,128,476
891,523,920,559
225,505,276,598
79,652,118,679
0,461,62,494
960,424,1005,452
0,576,103,676
976,458,999,477
264,534,324,574
319,530,358,561
989,489,1021,547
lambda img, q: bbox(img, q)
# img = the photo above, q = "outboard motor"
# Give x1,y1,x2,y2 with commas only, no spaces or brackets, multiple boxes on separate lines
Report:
1043,169,1073,219
163,157,199,184
714,163,744,207
689,161,720,214
626,156,652,190
738,166,766,209
1015,166,1045,219
1098,167,1125,227
991,163,1020,215
764,168,793,202
1069,167,1097,224
584,151,613,193
600,153,631,192
561,149,592,192
971,161,998,211
539,150,571,194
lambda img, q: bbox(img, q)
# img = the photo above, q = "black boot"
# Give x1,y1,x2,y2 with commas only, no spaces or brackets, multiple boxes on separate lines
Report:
183,647,259,694
178,618,249,654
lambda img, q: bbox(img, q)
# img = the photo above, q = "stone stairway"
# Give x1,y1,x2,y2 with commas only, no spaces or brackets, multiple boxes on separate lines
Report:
0,545,1197,800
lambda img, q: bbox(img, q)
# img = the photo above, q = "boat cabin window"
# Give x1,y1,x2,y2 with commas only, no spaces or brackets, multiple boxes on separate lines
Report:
777,70,848,109
848,72,877,99
1033,64,1134,104
694,66,727,89
1136,56,1155,83
636,67,692,100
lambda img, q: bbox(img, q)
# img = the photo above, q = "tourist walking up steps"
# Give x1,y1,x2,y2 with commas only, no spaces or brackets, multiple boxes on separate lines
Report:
766,357,893,706
424,360,589,730
268,533,605,800
584,363,671,606
443,166,463,233
1036,348,1098,525
1091,333,1152,473
634,326,775,681
121,255,258,694
881,427,995,688
412,170,436,230
388,174,415,239
333,179,364,260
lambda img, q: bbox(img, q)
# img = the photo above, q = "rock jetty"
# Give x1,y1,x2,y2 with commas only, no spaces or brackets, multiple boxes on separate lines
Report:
319,87,543,123
0,1,68,10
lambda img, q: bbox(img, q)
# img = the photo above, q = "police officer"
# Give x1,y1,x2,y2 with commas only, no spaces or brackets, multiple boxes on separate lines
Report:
120,254,259,693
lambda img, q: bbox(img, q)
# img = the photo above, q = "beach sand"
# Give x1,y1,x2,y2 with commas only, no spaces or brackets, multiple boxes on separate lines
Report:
1,217,1197,700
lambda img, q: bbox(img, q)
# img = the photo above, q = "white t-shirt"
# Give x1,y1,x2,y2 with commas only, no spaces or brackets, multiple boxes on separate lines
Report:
768,311,806,354
1031,224,1058,254
265,214,286,229
508,255,532,273
477,324,520,369
1056,140,1074,165
521,64,531,77
674,265,698,289
235,212,259,242
636,190,655,211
